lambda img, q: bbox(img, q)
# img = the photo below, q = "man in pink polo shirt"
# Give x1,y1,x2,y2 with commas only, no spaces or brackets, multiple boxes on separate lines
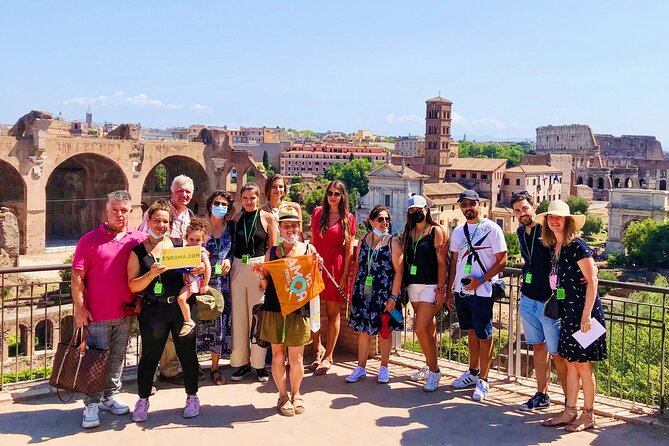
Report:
72,190,146,429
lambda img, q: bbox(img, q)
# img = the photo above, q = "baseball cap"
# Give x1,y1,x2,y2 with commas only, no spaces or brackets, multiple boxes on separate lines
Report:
407,195,428,209
457,189,480,203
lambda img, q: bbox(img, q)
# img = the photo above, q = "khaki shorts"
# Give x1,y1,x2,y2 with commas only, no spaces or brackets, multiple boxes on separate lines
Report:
260,311,311,347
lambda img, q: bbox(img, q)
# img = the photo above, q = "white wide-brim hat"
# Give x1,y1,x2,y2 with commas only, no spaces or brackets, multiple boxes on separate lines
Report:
533,199,586,231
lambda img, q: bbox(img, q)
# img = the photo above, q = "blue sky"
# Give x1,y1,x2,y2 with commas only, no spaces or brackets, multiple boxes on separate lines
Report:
1,1,667,144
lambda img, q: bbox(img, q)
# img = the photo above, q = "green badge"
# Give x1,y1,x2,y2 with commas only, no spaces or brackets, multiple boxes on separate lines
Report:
242,254,250,264
525,273,533,284
410,265,417,276
153,282,163,295
464,263,472,274
214,263,222,275
365,276,373,286
556,287,565,300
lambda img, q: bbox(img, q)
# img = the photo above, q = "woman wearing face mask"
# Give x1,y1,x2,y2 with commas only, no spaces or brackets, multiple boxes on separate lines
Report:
128,199,201,422
195,190,235,385
346,206,404,384
401,195,448,392
310,180,357,375
230,183,278,383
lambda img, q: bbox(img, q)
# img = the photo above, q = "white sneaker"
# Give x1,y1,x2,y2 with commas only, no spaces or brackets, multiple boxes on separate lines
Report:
99,395,130,415
423,370,441,392
451,370,479,389
472,379,489,401
345,366,366,383
377,366,389,383
409,366,429,382
82,403,100,429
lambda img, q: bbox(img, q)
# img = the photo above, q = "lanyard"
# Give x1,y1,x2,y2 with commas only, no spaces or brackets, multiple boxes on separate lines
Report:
410,225,428,264
521,225,537,266
551,244,562,286
367,234,387,275
243,210,259,252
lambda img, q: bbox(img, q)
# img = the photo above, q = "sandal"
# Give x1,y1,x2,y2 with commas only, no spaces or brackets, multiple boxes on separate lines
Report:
292,394,305,415
277,395,295,417
314,358,332,376
542,405,578,427
210,369,225,385
565,407,595,432
308,345,326,371
179,320,196,337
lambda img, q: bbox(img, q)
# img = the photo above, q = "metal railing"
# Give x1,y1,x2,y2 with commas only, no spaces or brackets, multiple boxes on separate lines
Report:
398,267,669,415
1,264,668,417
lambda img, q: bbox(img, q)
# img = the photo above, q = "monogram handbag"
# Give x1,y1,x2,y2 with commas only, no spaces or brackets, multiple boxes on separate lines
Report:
49,327,110,401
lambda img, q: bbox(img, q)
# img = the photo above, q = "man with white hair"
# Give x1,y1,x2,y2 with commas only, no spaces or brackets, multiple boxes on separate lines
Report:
72,190,146,428
138,174,198,384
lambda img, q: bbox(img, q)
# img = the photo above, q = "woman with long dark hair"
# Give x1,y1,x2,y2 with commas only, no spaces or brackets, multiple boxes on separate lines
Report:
346,206,404,384
401,195,448,392
310,180,357,375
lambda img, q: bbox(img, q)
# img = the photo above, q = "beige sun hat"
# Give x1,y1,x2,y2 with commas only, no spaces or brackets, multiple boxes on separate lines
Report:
533,199,586,231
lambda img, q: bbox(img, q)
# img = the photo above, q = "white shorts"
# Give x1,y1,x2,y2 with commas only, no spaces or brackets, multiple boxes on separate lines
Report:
407,284,438,304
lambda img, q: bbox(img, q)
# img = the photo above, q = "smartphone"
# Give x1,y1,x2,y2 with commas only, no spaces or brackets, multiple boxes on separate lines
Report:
461,278,472,286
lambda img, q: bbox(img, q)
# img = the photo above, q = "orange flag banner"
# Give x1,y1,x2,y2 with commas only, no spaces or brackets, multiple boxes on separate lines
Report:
263,254,325,316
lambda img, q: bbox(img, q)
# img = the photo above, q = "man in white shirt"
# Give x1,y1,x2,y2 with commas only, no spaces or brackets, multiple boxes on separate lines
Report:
446,190,507,401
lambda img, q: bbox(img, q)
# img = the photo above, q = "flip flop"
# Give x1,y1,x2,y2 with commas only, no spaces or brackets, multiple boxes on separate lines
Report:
210,369,225,385
277,395,295,417
314,358,331,376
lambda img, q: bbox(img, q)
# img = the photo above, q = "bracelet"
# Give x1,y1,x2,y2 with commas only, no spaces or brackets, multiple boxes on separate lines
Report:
435,286,447,294
389,294,398,302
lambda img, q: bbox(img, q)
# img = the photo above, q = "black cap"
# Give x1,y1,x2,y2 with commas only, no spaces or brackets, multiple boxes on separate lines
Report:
457,189,480,202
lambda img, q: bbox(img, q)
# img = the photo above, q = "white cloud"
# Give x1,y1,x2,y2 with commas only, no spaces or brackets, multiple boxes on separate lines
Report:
452,111,464,123
63,91,205,111
470,117,520,130
385,113,422,124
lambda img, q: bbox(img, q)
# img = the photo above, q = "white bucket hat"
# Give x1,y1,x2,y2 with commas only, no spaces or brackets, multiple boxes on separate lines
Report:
533,199,586,231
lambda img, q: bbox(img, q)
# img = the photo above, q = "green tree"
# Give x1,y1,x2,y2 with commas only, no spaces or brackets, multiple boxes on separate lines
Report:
154,164,168,192
597,269,617,296
324,158,373,197
621,219,669,268
582,213,604,237
622,219,658,264
303,188,325,214
262,150,270,169
504,232,520,261
457,141,527,167
537,200,550,214
565,196,589,215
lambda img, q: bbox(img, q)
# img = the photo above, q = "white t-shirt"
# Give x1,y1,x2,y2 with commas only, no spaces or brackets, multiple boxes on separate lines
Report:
449,218,507,297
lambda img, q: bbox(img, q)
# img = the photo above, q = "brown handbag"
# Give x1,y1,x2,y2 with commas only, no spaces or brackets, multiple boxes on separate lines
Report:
49,326,110,402
250,302,270,348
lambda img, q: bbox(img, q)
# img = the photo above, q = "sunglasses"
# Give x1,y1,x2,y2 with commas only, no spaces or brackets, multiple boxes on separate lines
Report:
460,200,478,208
327,190,342,197
511,190,530,199
212,201,228,206
376,217,390,223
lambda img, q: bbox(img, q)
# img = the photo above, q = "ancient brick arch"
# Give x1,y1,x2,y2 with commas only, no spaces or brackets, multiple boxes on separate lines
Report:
45,153,128,243
34,319,54,349
0,160,26,256
142,155,210,215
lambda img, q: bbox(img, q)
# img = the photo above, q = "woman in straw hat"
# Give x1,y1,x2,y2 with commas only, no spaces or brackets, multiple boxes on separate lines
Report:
251,205,321,417
536,200,606,432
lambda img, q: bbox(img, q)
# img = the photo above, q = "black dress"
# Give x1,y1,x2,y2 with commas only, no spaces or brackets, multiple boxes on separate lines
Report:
555,238,607,362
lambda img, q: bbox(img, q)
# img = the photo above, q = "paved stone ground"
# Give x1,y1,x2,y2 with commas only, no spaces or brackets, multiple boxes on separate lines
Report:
1,356,667,446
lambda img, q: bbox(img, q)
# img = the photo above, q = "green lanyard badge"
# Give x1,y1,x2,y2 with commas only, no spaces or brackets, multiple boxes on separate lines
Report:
464,264,472,274
214,263,223,275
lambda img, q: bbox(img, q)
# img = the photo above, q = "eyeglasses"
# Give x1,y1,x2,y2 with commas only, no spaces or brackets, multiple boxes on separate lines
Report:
327,190,342,197
460,200,478,209
376,217,390,223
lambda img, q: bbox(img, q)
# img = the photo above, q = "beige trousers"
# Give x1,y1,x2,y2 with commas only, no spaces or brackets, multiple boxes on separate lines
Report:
230,257,267,369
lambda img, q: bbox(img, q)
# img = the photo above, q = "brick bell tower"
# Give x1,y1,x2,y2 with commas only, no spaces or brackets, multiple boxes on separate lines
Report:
424,96,453,182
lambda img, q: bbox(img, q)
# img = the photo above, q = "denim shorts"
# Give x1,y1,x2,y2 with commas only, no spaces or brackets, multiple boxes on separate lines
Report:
518,294,561,355
455,292,494,340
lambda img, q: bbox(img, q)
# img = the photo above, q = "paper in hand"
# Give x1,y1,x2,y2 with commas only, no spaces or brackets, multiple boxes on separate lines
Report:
571,317,606,349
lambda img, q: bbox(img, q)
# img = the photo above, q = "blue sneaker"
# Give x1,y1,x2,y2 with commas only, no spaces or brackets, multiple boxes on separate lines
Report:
520,392,551,411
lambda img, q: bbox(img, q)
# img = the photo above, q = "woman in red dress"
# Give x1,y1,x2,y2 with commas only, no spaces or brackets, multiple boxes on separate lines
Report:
310,180,357,375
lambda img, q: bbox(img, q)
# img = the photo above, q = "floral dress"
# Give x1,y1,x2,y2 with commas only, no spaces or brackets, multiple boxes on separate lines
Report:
349,235,403,335
555,237,607,363
196,222,234,357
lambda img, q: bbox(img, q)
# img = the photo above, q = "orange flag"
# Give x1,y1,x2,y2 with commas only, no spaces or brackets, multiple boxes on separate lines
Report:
263,254,325,316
